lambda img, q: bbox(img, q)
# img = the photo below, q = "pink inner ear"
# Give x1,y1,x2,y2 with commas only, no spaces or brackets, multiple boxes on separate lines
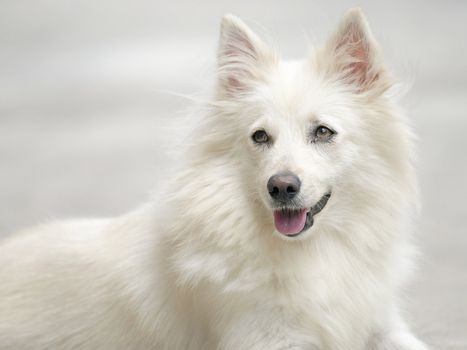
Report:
226,76,243,90
218,16,278,95
337,28,369,83
334,25,378,87
219,26,261,94
223,34,257,59
348,42,370,85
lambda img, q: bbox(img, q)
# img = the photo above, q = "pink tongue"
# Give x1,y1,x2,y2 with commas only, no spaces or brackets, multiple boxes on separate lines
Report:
273,209,308,235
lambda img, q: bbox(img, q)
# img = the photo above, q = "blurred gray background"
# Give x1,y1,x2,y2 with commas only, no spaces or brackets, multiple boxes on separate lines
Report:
1,0,466,348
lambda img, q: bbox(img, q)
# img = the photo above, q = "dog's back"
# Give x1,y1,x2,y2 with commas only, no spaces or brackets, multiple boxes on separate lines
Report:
0,219,129,349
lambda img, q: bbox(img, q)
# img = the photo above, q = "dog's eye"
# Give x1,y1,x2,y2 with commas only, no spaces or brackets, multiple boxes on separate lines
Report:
314,125,335,142
252,130,269,144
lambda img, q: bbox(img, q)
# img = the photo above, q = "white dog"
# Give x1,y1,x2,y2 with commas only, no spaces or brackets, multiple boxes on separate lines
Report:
0,9,428,350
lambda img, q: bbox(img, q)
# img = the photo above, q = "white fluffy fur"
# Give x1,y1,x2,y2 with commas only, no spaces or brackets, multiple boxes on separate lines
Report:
0,9,428,350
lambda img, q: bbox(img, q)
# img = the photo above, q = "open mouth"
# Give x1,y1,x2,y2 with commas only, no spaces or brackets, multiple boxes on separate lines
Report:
272,192,331,237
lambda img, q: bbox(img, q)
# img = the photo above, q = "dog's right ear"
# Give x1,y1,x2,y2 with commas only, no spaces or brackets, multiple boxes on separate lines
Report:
217,15,274,95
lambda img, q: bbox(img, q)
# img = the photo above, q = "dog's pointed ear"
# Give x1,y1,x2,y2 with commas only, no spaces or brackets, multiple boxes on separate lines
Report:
323,8,389,93
217,15,273,95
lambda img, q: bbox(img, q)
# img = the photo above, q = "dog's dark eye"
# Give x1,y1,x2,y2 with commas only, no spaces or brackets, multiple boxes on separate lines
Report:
252,130,269,144
314,125,335,142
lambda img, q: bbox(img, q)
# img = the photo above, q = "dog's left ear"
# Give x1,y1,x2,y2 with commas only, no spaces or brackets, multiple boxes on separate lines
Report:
217,15,274,95
323,8,390,94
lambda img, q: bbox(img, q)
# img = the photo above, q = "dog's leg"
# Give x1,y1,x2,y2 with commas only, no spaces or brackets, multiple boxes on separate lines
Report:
367,310,428,350
367,331,428,350
216,310,320,350
218,327,320,350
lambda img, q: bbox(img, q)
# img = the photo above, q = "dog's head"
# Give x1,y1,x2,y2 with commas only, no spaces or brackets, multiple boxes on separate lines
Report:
212,9,412,240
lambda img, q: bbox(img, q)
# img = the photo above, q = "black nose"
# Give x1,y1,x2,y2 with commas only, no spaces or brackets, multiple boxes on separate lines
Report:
267,172,301,201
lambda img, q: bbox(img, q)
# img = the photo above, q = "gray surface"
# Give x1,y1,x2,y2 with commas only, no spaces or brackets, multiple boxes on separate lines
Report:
1,1,466,348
